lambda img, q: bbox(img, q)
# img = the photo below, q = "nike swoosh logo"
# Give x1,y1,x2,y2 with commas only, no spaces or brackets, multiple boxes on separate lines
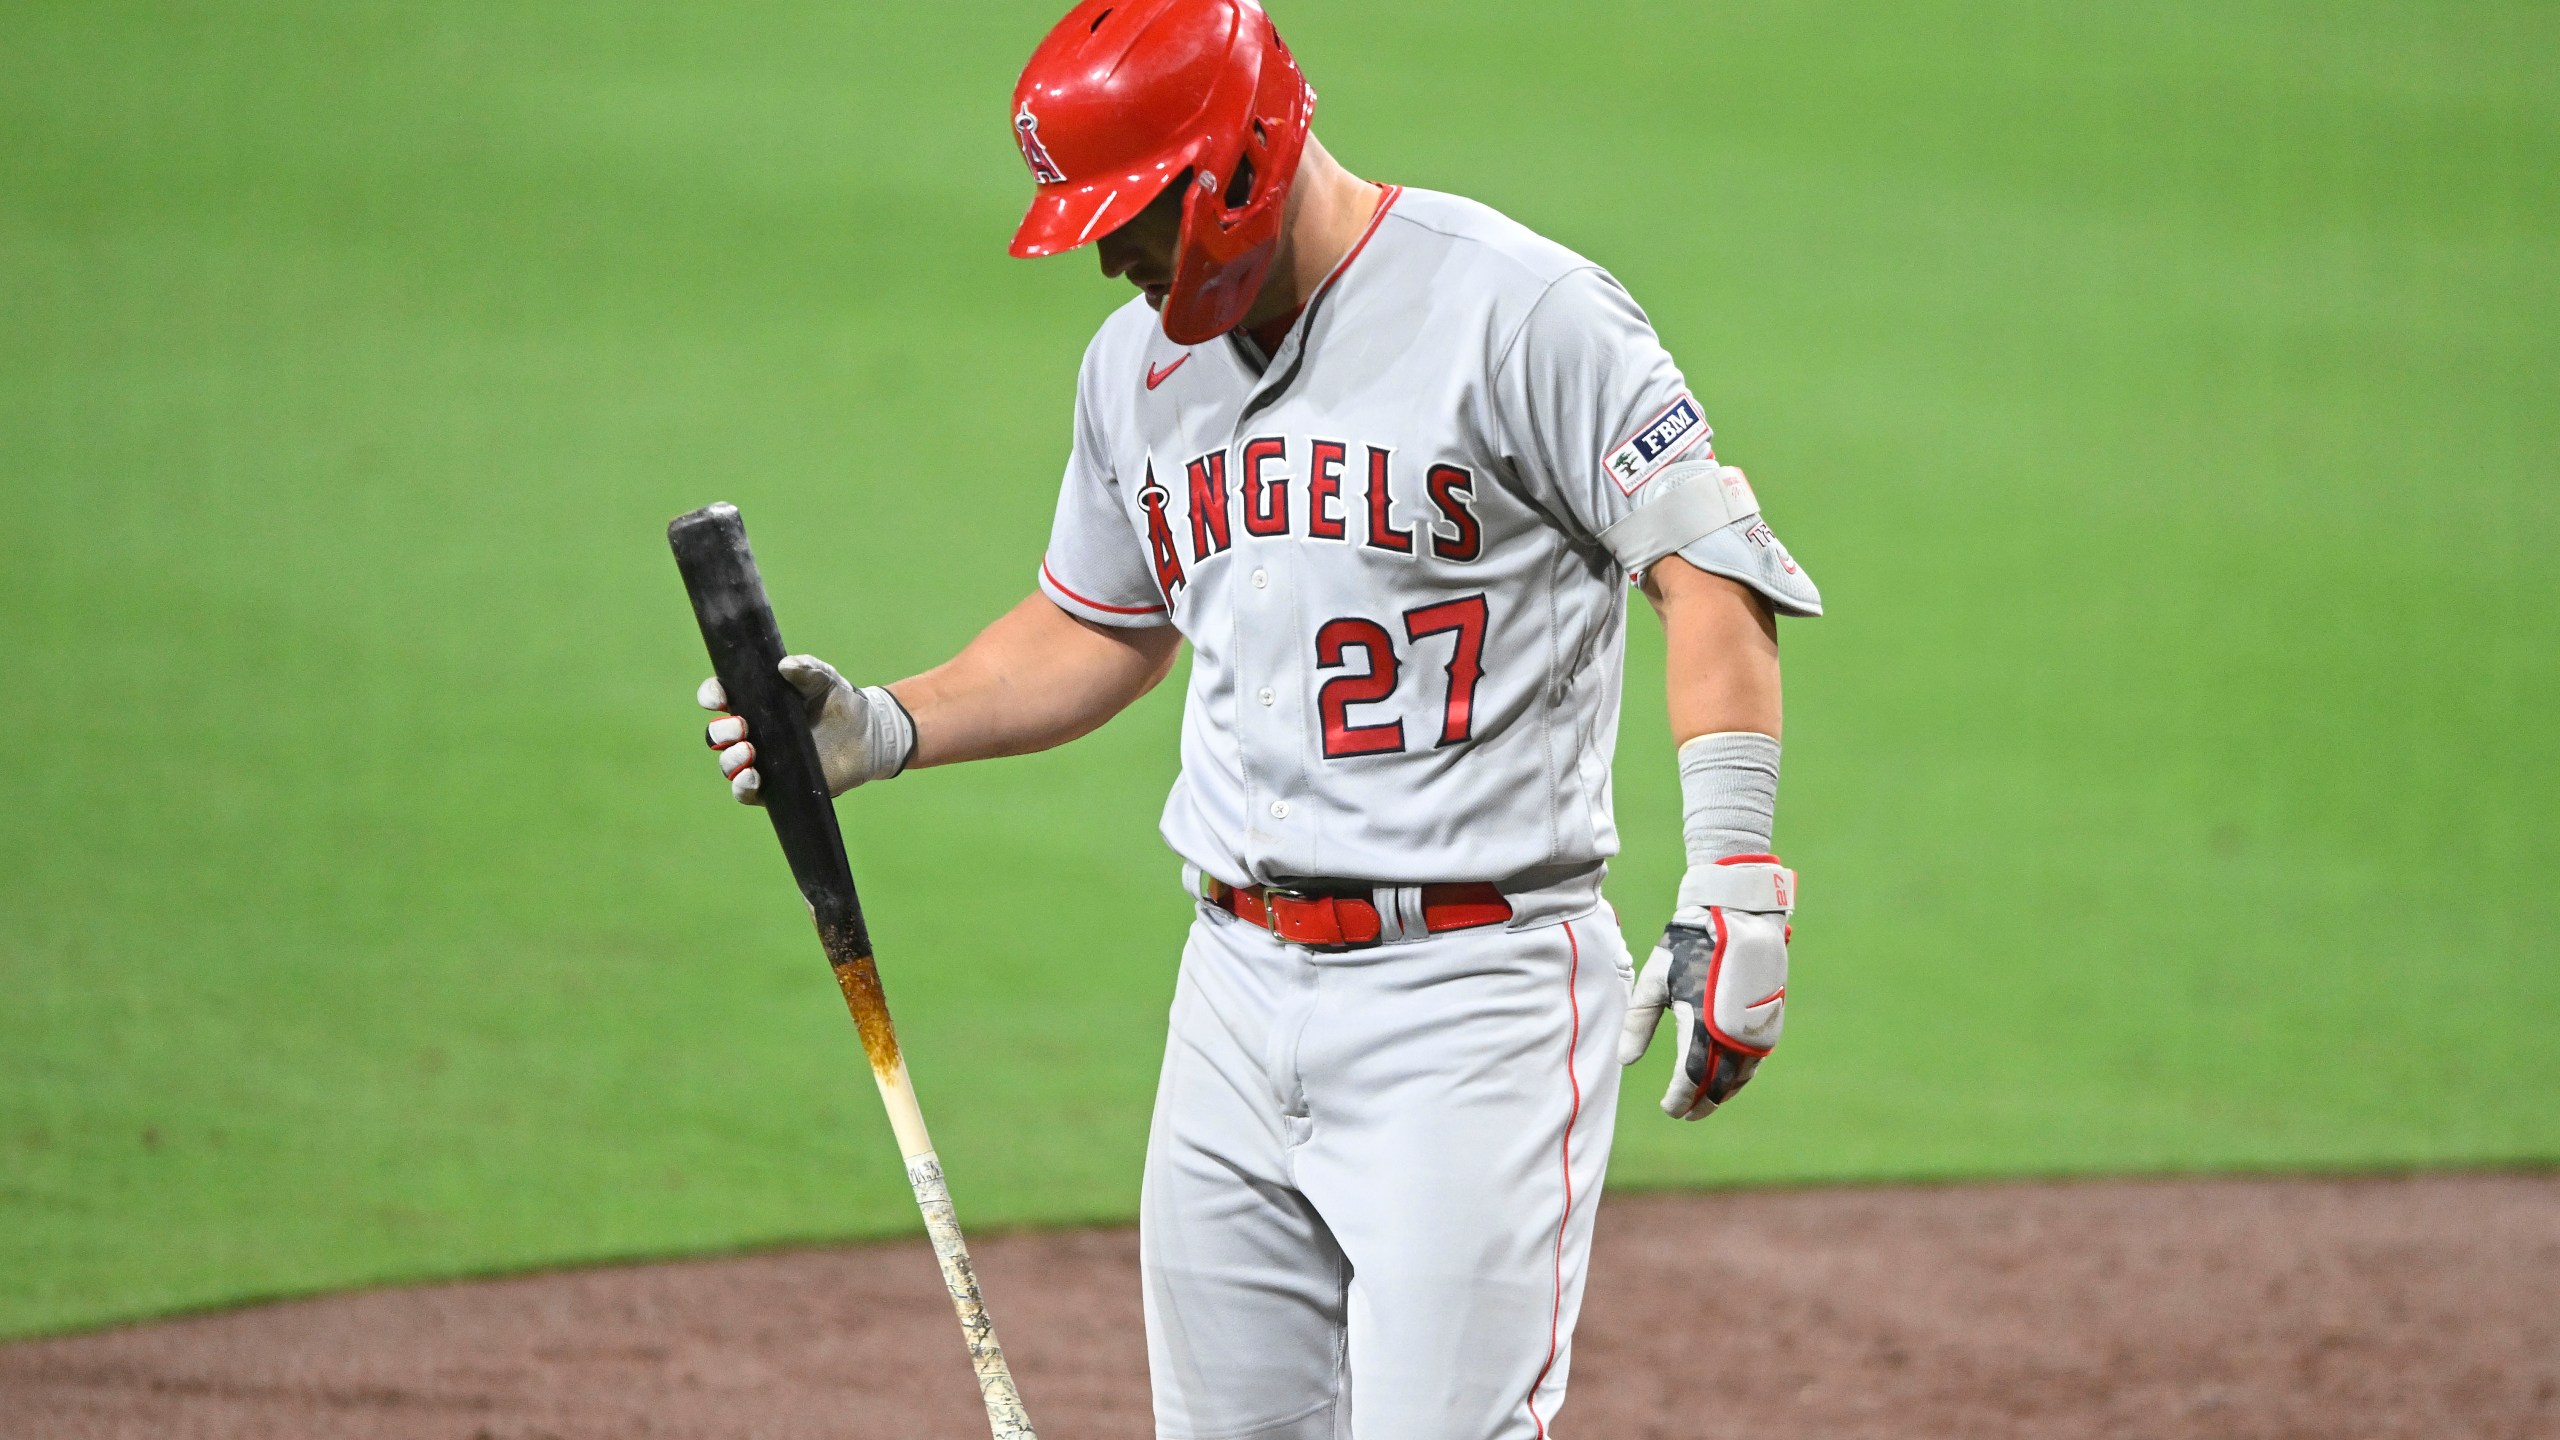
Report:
1146,354,1190,390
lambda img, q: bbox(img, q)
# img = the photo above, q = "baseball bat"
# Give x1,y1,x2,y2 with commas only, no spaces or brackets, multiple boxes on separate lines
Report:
668,502,1036,1440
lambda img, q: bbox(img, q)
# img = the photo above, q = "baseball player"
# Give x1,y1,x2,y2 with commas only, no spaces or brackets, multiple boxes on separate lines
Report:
699,1,1821,1434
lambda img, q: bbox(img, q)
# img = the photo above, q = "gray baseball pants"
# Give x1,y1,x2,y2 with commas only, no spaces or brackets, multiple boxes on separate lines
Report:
1142,900,1630,1439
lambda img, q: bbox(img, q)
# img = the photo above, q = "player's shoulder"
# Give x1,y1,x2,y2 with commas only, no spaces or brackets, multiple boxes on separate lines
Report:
1382,188,1655,366
1379,187,1608,299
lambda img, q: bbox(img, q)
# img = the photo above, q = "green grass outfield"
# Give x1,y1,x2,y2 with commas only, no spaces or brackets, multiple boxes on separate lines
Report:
4,0,2553,1338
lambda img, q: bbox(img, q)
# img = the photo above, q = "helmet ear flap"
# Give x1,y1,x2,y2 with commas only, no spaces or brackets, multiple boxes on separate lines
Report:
1244,60,1314,219
1166,164,1273,344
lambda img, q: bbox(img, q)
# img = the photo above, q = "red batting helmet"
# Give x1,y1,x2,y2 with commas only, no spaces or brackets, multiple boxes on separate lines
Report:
1007,0,1316,344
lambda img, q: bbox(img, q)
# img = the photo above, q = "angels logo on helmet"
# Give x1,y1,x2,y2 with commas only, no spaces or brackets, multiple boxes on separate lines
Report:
1014,101,1068,185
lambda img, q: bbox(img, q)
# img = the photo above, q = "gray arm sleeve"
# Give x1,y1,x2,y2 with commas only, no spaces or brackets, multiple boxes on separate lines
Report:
1679,730,1781,863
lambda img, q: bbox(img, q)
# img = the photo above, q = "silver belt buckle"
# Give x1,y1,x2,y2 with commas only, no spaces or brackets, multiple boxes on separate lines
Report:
1260,885,1314,943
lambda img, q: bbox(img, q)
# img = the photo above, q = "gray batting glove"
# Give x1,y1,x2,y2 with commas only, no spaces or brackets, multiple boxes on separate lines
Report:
698,654,916,804
1617,857,1796,1119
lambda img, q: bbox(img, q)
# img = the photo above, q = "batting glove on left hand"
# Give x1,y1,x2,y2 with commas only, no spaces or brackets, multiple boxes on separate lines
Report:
1618,855,1796,1119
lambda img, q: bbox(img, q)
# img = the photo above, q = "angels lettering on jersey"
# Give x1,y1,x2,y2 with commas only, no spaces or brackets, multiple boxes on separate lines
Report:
1133,438,1481,605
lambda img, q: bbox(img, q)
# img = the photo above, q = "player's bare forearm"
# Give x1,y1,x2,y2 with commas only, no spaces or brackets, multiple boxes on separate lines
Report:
1642,553,1782,744
889,593,1182,769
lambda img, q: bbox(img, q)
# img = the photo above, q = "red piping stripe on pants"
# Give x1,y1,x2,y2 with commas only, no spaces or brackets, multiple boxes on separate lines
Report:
1524,920,1584,1437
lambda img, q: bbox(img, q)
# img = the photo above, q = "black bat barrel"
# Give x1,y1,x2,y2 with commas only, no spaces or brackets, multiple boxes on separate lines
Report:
668,503,870,955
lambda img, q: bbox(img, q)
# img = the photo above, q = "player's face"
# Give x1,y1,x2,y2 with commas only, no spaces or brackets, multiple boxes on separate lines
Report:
1095,176,1190,311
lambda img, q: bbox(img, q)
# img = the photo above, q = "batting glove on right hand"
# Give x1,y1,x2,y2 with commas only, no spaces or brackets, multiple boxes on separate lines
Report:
1617,855,1796,1120
698,654,915,804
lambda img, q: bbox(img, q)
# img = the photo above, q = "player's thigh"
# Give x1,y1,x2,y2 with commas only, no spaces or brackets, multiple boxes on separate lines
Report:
1298,914,1630,1440
1143,913,1353,1440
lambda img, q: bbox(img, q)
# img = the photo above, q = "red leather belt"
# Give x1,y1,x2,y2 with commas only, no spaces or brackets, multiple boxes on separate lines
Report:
1202,878,1513,950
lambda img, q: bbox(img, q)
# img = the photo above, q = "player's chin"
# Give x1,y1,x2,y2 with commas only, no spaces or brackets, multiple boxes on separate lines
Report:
1139,284,1168,310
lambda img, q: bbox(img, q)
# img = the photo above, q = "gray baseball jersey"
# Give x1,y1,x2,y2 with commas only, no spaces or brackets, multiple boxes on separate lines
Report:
1038,186,1819,922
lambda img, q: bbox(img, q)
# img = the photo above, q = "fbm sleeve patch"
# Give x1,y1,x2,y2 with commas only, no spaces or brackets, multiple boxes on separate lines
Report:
1602,394,1712,495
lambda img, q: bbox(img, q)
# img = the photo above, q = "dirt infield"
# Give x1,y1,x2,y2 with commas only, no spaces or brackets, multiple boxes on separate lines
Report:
4,1173,2553,1439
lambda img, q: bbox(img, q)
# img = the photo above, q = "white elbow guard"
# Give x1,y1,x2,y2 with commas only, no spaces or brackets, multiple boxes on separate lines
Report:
1596,460,1761,572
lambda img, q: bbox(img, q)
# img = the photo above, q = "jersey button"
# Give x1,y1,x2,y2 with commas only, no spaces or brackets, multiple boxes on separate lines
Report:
1251,568,1268,589
1257,687,1275,706
1269,800,1290,819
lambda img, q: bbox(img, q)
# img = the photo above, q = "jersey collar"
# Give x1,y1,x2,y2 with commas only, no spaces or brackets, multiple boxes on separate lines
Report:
1229,184,1404,391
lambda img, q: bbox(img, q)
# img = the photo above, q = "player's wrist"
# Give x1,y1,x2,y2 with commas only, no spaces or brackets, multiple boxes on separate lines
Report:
864,685,919,780
1677,731,1781,866
816,684,915,793
792,662,917,795
1674,855,1796,915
